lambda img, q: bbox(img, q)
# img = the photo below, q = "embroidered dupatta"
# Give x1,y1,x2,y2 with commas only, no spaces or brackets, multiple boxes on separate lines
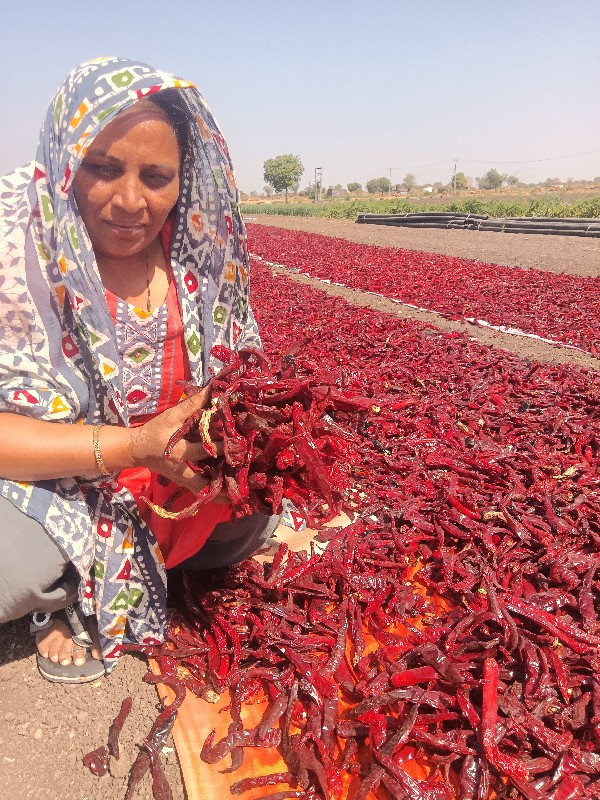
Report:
0,57,259,668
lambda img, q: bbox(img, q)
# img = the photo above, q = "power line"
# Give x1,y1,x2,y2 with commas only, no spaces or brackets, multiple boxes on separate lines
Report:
458,148,600,165
409,160,452,170
373,148,600,180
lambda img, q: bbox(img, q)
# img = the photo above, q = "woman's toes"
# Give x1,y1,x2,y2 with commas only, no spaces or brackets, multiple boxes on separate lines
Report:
37,641,49,659
42,632,63,663
87,616,103,661
72,646,87,667
49,639,63,663
36,621,72,663
35,616,97,667
57,637,75,666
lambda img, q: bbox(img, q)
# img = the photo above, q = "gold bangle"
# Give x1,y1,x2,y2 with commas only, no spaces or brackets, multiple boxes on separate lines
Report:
92,425,109,476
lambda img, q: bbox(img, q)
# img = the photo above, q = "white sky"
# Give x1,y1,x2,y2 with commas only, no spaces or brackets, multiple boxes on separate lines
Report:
1,0,598,192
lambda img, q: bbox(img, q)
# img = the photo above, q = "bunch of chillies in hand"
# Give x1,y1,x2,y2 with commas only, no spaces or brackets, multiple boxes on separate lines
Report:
146,345,372,524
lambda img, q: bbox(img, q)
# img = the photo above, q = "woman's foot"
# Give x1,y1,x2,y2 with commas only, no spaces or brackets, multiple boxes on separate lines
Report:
35,616,102,667
31,606,105,683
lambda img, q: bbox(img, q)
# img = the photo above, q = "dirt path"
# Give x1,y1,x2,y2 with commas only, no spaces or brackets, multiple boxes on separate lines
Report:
0,617,185,800
1,214,597,800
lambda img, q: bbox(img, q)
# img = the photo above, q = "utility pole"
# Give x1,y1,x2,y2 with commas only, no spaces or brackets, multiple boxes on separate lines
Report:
314,166,322,203
452,159,458,194
388,167,394,195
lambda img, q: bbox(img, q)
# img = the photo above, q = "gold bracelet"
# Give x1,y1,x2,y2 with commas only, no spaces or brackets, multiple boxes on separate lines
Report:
92,425,109,476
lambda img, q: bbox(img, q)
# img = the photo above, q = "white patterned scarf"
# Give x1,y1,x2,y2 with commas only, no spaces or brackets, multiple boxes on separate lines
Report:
0,57,260,668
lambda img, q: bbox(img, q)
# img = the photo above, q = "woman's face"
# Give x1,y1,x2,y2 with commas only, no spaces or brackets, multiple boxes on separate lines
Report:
72,102,180,261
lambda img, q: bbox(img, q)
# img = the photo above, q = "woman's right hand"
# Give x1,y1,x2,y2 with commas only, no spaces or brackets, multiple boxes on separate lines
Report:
129,386,221,495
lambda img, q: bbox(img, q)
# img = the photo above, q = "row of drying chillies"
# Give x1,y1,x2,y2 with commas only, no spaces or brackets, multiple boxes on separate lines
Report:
247,224,600,355
201,263,597,798
86,255,600,799
144,344,371,524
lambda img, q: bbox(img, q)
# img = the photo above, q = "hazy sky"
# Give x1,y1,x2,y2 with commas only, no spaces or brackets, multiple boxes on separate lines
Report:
1,1,599,192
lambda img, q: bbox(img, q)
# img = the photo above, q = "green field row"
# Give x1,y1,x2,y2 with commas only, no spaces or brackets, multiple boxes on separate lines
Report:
241,195,600,220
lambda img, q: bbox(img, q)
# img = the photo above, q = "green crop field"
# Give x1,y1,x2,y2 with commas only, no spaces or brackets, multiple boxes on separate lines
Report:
241,194,600,220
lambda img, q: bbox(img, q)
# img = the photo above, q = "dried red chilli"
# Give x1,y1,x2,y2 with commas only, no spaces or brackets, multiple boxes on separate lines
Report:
123,675,184,800
107,696,133,759
84,676,183,798
82,745,109,777
155,488,600,799
144,345,370,524
83,698,132,774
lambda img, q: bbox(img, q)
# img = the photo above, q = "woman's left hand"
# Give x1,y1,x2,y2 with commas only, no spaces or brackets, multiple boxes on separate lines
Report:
128,388,223,495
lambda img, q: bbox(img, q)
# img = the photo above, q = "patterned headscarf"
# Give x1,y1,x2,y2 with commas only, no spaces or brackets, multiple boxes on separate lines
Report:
0,57,259,668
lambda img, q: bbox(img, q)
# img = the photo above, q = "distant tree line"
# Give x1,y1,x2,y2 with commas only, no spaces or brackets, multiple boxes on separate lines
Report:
257,153,600,199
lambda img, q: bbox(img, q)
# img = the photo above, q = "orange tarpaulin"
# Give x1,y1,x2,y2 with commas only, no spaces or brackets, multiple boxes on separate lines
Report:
150,517,449,800
150,663,432,800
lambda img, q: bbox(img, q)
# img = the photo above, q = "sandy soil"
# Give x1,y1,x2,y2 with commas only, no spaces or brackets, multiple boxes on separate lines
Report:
0,617,185,800
0,216,597,800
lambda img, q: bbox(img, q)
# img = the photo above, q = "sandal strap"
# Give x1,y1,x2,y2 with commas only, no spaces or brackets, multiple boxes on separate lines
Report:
30,605,93,649
64,604,93,648
29,611,53,635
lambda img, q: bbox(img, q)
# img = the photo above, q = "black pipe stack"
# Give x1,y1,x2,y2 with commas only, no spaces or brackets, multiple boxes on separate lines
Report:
355,212,600,238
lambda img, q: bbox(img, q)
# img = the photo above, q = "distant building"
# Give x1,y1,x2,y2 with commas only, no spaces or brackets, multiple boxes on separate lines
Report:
422,185,433,193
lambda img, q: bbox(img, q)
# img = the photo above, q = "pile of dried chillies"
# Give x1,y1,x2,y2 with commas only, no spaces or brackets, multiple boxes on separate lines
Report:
248,224,600,354
85,257,599,799
136,490,600,800
145,344,371,524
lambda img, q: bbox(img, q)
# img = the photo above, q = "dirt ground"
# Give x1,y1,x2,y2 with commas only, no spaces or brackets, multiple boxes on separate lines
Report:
0,217,598,800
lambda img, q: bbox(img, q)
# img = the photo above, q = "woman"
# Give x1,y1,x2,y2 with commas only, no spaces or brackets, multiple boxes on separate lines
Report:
0,57,279,682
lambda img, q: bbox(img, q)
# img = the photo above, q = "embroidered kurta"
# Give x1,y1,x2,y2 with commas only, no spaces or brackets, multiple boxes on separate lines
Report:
0,57,260,669
107,266,232,569
105,273,189,420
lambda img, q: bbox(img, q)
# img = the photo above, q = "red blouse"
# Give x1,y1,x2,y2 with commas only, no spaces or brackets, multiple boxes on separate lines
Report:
106,224,231,568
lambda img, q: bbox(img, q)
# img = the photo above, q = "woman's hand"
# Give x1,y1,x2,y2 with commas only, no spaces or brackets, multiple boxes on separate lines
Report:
129,387,222,495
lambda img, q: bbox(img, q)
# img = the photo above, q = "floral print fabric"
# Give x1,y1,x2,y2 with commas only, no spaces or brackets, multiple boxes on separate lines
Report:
0,57,260,668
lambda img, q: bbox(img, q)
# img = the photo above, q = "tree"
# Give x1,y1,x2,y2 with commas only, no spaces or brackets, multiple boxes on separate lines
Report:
506,175,519,186
299,184,322,200
263,185,273,197
263,154,304,203
347,182,362,192
453,172,469,190
477,169,506,190
401,173,417,192
366,177,391,195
